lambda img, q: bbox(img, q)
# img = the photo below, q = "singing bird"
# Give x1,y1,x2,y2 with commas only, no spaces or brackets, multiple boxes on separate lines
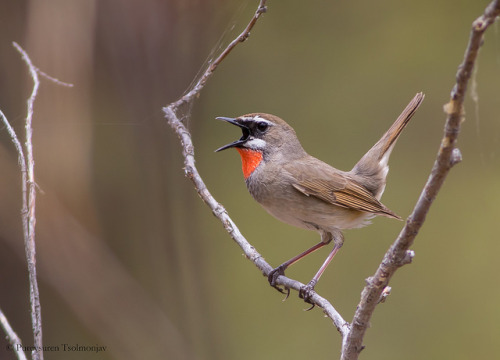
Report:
216,93,424,301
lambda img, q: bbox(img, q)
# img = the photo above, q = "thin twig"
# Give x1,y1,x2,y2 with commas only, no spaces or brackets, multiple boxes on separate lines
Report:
169,0,268,111
0,108,28,218
341,1,500,359
11,41,44,360
35,69,73,88
2,43,73,360
0,308,28,360
0,112,30,347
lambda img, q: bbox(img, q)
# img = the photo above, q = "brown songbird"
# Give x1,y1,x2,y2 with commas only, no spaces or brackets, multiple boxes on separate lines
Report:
216,93,424,301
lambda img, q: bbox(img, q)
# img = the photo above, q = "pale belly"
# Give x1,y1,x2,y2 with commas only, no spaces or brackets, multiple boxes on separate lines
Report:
260,196,375,233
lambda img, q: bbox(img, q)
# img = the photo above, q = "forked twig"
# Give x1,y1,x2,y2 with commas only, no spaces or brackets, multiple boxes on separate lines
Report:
8,42,44,360
1,42,73,360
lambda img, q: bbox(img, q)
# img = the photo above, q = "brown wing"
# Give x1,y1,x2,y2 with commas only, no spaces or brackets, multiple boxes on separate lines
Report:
289,162,400,219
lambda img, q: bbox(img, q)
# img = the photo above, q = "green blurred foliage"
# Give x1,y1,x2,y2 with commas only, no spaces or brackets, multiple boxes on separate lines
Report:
0,0,499,359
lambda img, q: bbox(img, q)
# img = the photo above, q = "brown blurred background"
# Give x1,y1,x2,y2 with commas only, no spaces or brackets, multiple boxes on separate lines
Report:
0,1,499,359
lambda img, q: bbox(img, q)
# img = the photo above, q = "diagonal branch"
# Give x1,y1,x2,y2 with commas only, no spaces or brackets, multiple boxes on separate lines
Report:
169,0,268,111
0,307,28,360
341,1,500,359
164,0,350,336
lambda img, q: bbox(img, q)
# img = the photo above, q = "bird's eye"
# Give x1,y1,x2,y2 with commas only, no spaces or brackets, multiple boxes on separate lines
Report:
256,122,269,132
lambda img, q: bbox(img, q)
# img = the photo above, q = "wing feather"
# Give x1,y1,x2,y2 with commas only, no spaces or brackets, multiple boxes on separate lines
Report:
290,165,400,219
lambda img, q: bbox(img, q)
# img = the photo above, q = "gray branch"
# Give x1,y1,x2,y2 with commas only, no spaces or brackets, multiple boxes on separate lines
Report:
0,42,73,360
0,307,27,360
342,1,500,358
12,42,44,360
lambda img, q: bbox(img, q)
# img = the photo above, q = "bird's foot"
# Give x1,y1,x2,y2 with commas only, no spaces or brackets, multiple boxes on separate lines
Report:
299,280,317,310
268,265,290,298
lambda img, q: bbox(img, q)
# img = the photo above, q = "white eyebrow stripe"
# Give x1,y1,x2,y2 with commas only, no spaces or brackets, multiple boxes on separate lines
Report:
240,115,273,125
253,115,272,123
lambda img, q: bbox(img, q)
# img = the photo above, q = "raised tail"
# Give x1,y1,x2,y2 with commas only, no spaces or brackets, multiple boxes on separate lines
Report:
351,92,424,198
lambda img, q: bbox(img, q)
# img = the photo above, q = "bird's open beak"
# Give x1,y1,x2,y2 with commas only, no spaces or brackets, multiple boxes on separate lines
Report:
215,117,250,152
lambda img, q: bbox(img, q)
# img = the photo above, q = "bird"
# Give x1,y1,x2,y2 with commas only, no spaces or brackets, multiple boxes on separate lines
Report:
215,92,424,302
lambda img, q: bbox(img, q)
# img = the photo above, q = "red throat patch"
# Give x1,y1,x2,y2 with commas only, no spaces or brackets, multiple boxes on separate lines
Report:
236,148,263,179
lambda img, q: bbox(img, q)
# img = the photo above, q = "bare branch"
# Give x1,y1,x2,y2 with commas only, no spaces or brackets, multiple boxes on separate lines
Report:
3,40,72,360
3,42,71,360
168,0,268,111
0,109,28,213
10,41,44,360
0,308,28,360
35,70,74,88
341,1,500,359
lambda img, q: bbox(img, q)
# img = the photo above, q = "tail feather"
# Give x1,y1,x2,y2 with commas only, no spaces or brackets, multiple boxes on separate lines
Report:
354,92,424,170
376,92,425,164
351,92,424,198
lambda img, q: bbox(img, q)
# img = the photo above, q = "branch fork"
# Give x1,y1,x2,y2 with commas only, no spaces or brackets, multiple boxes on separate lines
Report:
0,42,73,360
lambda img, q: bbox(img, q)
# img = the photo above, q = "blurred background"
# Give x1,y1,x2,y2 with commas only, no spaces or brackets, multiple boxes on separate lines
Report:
0,0,499,359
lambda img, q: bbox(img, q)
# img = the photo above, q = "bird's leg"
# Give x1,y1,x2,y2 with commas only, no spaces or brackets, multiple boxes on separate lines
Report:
299,231,344,306
268,241,328,295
